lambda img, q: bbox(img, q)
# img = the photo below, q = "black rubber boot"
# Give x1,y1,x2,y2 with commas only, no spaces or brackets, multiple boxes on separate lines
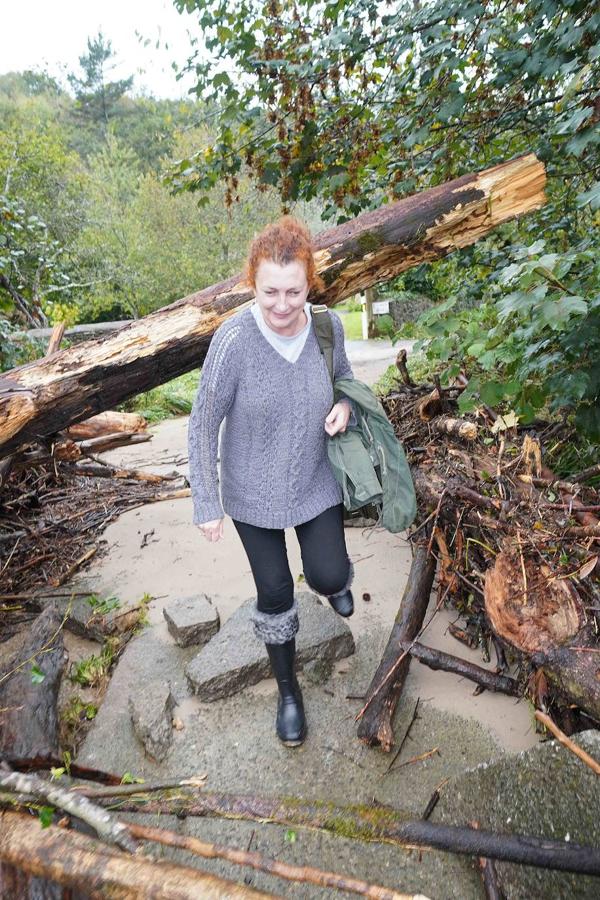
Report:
327,588,354,617
265,638,307,747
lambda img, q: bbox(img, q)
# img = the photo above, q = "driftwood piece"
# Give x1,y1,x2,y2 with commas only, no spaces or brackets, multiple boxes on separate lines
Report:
46,322,66,356
102,789,600,876
0,154,546,457
357,543,437,750
399,641,522,697
0,811,273,899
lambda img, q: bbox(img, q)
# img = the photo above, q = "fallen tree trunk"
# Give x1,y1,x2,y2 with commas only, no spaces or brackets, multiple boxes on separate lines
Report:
0,153,546,457
356,543,437,750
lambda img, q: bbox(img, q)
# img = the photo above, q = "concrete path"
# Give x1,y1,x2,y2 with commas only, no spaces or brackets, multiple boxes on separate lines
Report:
71,336,541,899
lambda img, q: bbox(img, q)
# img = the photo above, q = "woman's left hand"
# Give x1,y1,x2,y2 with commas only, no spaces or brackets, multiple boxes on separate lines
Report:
324,400,352,437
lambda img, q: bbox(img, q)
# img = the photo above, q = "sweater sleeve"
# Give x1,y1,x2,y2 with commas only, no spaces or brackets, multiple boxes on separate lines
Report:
330,310,357,426
187,320,242,525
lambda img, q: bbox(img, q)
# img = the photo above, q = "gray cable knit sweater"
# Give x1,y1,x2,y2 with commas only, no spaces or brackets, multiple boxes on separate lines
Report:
188,304,355,529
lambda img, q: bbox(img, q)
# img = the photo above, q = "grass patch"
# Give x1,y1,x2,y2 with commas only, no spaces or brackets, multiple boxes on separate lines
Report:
119,369,200,424
341,310,364,341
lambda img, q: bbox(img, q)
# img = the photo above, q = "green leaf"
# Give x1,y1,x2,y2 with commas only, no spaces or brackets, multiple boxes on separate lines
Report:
31,664,45,684
39,806,55,828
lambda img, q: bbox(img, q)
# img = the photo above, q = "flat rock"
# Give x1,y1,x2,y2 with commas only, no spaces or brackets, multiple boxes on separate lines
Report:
185,590,355,701
129,680,176,761
163,594,220,647
435,729,600,898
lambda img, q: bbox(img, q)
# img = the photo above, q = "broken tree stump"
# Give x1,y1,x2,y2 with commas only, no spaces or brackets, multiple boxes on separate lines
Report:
356,543,437,750
0,153,546,457
484,549,600,721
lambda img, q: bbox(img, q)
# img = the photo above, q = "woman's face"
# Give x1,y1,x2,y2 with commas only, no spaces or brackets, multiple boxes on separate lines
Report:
254,259,310,336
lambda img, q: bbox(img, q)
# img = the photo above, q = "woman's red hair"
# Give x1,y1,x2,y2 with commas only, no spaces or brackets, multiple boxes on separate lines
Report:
243,216,325,293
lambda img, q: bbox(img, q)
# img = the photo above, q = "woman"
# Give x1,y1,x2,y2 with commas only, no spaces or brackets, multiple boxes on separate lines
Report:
188,217,355,747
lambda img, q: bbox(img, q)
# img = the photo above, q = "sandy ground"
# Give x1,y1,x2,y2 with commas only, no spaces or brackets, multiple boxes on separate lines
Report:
75,338,537,755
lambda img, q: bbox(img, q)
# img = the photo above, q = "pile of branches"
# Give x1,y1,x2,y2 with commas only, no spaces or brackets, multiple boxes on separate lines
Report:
0,417,189,643
356,350,600,750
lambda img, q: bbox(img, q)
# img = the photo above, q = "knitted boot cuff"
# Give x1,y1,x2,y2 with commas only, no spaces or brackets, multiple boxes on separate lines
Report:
251,597,299,645
328,558,354,599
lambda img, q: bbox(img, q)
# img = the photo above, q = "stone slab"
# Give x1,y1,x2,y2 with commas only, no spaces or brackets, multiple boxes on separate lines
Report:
129,680,176,761
185,591,355,701
163,593,220,647
435,729,600,898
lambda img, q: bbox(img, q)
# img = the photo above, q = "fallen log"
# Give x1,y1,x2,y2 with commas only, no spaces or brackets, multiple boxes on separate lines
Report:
99,789,600,876
399,641,522,697
356,543,437,750
0,153,546,457
0,811,273,899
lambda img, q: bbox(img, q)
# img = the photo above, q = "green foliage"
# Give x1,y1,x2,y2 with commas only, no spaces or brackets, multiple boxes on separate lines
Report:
67,31,134,149
414,229,600,439
120,369,200,423
170,0,600,218
69,637,120,688
86,594,121,616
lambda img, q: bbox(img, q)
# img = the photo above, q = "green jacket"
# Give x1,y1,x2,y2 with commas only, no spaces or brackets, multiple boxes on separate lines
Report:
329,377,417,533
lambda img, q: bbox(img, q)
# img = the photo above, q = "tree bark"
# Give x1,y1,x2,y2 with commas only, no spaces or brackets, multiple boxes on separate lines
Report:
0,603,65,898
0,811,273,899
0,153,546,457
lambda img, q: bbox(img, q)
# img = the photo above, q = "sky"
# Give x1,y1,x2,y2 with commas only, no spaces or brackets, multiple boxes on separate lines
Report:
0,0,201,99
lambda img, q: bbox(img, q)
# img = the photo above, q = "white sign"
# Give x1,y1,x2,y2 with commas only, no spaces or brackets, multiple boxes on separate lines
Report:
372,300,390,315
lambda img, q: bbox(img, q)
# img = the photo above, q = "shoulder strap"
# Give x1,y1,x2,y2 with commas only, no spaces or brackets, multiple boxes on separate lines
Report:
311,304,335,387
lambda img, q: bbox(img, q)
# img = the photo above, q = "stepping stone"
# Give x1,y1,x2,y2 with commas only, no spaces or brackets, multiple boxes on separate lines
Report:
163,594,220,647
185,590,355,701
129,680,176,762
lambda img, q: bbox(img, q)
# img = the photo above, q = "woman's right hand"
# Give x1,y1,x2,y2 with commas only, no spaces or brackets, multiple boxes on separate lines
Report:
197,518,225,542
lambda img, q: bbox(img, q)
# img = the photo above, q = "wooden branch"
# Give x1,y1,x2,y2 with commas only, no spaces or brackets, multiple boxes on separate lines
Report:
126,820,421,900
46,322,66,356
395,348,415,386
356,543,437,750
0,153,546,457
399,641,522,696
0,811,273,899
534,710,600,776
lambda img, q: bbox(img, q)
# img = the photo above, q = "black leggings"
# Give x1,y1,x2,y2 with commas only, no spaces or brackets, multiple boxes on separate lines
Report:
233,504,351,615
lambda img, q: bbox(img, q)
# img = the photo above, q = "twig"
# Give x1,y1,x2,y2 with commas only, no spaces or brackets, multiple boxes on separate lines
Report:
383,698,420,776
394,748,440,770
535,710,600,776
